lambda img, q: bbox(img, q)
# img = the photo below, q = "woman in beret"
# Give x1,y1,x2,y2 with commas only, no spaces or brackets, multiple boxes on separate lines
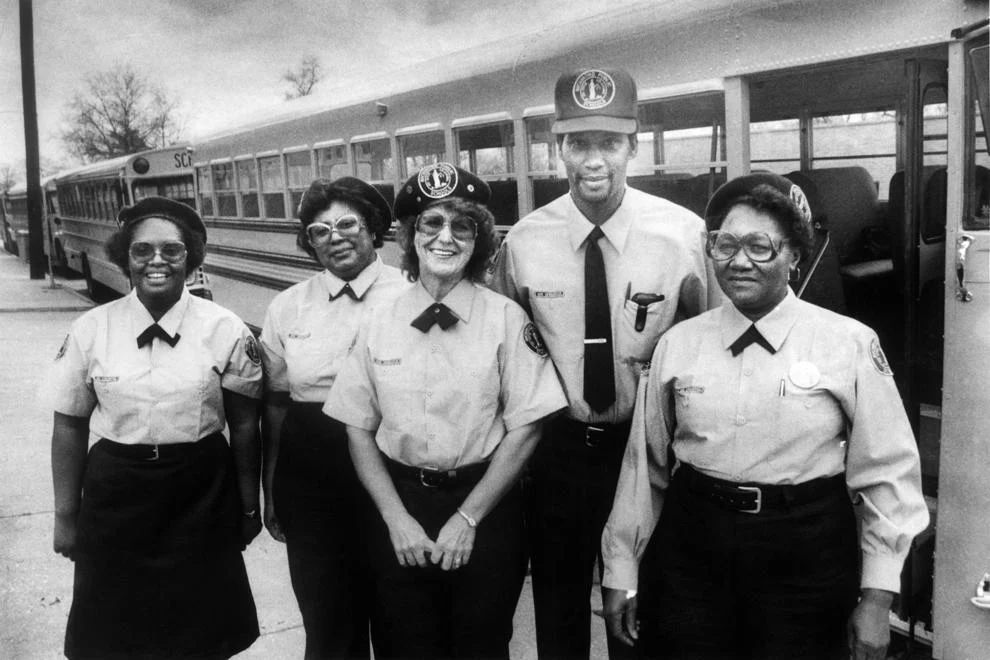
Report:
259,176,404,659
49,196,263,659
601,173,929,660
324,163,567,659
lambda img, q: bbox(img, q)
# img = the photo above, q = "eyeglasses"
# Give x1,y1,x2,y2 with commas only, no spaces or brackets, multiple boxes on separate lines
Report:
707,231,787,263
415,213,477,241
306,215,365,245
129,241,187,263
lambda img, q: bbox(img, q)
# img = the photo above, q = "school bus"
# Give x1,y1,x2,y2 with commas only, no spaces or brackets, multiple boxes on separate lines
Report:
190,1,989,654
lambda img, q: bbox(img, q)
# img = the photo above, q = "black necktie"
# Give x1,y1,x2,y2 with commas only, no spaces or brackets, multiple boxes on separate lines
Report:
729,324,776,357
411,303,459,333
136,324,180,349
329,283,360,301
584,226,615,413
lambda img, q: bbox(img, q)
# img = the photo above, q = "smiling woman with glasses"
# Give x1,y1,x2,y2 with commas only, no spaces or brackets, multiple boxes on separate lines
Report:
258,176,404,659
325,163,566,659
50,196,265,659
602,173,929,660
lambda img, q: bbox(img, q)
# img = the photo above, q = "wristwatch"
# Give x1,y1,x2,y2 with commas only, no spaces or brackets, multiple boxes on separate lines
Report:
243,509,259,520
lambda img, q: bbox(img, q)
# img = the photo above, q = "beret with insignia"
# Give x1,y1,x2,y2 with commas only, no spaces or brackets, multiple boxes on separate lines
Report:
704,172,814,231
118,196,206,242
393,162,491,220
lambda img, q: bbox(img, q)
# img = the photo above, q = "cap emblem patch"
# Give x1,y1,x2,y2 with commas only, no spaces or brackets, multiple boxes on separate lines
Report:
573,70,616,110
789,184,812,224
418,163,458,199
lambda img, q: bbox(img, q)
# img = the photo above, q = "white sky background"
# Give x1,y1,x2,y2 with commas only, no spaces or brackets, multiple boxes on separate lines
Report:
0,0,631,173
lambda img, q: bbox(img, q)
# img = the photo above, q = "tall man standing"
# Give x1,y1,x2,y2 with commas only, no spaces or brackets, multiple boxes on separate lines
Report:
490,67,721,659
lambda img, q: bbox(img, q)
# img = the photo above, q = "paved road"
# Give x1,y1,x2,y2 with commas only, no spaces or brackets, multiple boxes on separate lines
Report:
0,251,609,659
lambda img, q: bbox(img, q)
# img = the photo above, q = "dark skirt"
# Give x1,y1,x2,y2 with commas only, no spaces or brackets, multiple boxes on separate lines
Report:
64,433,259,660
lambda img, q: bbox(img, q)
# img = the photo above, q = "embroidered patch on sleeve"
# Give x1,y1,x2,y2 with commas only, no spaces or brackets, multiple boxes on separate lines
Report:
55,334,69,361
523,322,549,357
245,334,262,366
869,337,893,376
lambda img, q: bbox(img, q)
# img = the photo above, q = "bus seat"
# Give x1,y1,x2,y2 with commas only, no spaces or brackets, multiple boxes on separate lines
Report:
975,165,990,229
887,166,946,285
628,174,705,215
783,171,847,314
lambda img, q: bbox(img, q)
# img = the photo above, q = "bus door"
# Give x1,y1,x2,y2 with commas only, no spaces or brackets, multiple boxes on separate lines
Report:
932,25,990,659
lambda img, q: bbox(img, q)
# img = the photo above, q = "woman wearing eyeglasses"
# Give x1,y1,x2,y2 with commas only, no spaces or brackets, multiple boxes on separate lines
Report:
258,176,403,659
324,163,567,659
601,173,929,660
49,196,263,659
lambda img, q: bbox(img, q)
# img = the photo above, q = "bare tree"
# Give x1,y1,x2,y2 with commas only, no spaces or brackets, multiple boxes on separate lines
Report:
60,65,183,162
283,56,323,100
0,164,18,194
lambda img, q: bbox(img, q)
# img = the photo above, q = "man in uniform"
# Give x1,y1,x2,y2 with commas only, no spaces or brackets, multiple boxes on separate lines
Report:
489,67,721,659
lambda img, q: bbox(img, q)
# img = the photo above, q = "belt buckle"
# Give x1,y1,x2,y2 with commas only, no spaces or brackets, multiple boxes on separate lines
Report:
738,485,762,514
145,445,160,462
419,466,445,488
585,425,605,448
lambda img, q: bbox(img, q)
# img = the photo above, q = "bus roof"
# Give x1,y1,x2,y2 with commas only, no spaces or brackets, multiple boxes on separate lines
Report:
53,144,192,184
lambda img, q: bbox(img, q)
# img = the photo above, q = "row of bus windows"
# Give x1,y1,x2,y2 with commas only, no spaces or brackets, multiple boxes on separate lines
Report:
57,181,124,222
195,99,954,226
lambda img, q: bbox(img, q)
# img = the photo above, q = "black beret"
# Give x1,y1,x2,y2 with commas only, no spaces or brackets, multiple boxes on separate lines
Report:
299,176,393,230
393,163,491,220
118,196,207,242
704,172,813,230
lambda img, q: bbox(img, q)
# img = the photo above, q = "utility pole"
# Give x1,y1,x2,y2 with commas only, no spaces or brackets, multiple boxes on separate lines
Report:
20,0,45,279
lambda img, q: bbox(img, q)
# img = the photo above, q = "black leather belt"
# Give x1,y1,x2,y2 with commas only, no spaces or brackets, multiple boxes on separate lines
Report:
97,433,221,462
678,463,845,514
551,417,632,448
384,454,489,489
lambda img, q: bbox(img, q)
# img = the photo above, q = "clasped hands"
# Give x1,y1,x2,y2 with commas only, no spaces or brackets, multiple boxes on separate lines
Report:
387,510,475,571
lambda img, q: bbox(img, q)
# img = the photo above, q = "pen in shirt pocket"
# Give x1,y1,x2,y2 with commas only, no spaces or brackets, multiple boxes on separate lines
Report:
778,378,786,397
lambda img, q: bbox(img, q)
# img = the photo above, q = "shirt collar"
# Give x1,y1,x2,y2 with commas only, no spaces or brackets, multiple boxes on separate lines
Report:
127,287,191,337
407,278,477,324
322,256,384,300
565,187,633,255
719,288,800,352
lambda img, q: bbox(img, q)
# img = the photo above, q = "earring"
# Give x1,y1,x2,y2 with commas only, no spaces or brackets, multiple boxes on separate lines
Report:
789,266,801,283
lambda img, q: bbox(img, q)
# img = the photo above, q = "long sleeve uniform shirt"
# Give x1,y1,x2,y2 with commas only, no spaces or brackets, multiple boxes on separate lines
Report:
602,290,929,594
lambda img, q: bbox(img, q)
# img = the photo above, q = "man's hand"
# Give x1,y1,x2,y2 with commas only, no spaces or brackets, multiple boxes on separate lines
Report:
847,588,894,660
603,586,639,647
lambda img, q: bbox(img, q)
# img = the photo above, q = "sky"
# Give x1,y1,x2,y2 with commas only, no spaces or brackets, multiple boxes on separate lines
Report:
0,0,640,178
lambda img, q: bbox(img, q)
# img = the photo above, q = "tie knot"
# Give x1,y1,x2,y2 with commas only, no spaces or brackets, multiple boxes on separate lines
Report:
136,323,180,349
411,303,459,333
587,226,605,243
330,283,360,301
729,324,775,357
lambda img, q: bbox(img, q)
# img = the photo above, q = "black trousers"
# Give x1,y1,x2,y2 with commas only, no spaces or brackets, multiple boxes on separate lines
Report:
273,403,371,660
365,459,527,660
526,417,637,660
637,465,860,660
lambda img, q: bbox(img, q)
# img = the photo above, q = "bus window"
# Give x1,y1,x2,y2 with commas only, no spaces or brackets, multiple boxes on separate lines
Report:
317,144,349,180
526,116,567,209
352,139,395,203
236,159,260,218
213,162,237,217
629,92,727,216
286,151,313,216
811,111,896,199
457,122,518,226
259,155,286,219
399,131,445,178
197,166,214,216
751,119,801,174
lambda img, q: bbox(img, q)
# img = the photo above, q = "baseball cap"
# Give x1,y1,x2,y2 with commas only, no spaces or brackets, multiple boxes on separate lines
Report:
551,67,638,135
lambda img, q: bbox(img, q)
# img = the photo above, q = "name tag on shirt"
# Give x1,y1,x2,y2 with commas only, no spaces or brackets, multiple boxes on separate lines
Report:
534,291,565,298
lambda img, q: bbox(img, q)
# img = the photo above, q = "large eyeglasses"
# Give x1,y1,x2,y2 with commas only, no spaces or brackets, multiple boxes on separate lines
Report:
129,241,187,263
707,231,787,263
306,215,365,245
415,213,477,241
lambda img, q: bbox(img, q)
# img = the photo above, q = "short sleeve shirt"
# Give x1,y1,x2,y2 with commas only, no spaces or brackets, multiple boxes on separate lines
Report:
259,258,405,402
49,289,263,445
324,279,567,469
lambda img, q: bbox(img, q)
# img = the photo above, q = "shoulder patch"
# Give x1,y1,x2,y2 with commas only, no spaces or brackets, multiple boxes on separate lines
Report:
523,322,548,357
55,334,69,361
869,337,893,376
245,334,262,366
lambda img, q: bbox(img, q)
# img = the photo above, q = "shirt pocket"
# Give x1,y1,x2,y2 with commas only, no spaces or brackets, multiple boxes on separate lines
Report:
618,297,673,362
372,354,417,428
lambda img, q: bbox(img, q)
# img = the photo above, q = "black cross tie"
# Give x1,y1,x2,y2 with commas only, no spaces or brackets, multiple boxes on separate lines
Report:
411,303,459,333
583,226,615,413
136,323,180,349
729,324,776,357
329,283,360,301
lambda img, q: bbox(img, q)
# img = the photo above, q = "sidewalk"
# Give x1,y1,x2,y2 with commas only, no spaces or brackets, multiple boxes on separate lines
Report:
0,252,93,313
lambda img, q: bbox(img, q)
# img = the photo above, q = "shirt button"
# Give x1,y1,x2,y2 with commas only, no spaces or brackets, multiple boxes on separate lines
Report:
743,367,753,376
425,391,433,398
431,345,440,353
735,415,746,426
